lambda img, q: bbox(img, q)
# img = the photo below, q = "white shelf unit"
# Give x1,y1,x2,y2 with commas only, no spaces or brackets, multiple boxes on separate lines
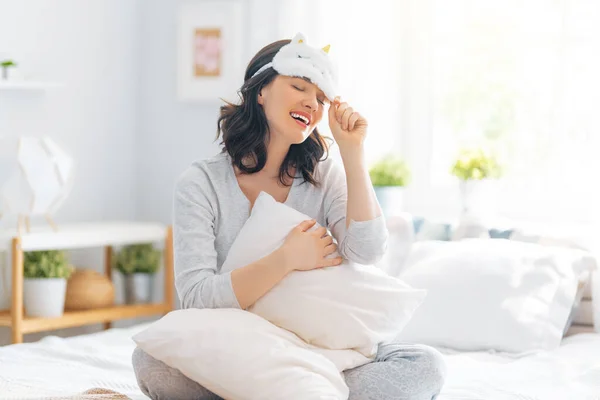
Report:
0,221,170,252
0,221,174,344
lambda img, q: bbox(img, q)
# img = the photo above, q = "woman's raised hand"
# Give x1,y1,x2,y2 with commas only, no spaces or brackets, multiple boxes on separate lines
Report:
328,96,368,149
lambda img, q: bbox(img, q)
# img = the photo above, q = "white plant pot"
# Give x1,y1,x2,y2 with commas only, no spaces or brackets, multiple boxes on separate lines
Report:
124,273,155,304
23,278,67,318
374,186,404,217
459,179,499,219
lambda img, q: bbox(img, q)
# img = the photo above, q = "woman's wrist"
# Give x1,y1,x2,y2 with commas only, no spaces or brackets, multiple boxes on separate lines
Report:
270,246,294,275
339,143,364,159
339,144,367,173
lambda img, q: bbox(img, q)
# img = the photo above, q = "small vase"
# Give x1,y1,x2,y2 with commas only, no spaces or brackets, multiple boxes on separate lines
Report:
459,179,499,219
374,186,404,217
124,273,155,304
23,278,67,317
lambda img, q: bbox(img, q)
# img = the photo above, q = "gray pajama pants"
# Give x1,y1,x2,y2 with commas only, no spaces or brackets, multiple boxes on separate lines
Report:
132,341,446,400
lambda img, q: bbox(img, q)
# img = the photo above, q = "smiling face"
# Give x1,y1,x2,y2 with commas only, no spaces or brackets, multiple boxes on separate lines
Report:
257,75,329,145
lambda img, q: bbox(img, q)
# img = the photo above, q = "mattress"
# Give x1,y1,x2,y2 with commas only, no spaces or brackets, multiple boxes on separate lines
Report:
0,323,599,400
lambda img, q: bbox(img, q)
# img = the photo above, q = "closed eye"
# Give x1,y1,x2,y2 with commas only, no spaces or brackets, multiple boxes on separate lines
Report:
293,84,325,106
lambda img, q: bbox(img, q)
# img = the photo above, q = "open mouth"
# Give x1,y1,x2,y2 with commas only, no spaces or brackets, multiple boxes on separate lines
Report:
290,112,310,127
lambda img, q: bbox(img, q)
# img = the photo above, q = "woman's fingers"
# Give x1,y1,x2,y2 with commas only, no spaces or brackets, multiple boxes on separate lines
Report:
323,242,337,256
296,219,317,232
320,256,343,268
340,106,354,131
335,102,349,124
311,226,328,238
321,235,334,246
348,111,360,131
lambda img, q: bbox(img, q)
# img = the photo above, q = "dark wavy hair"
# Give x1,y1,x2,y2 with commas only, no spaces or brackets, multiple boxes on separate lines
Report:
216,39,332,187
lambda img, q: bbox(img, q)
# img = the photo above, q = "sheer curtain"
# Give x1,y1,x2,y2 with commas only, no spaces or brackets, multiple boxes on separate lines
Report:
275,0,600,224
275,0,404,163
424,0,600,223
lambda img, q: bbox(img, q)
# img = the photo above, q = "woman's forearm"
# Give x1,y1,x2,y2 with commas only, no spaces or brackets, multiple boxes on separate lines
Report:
339,145,382,227
230,248,291,310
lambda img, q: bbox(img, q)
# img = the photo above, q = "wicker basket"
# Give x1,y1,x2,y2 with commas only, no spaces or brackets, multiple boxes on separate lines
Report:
65,269,115,311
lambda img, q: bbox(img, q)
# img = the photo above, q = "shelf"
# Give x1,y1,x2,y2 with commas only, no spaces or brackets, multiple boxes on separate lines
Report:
0,81,62,90
1,222,174,344
0,221,168,251
0,303,170,334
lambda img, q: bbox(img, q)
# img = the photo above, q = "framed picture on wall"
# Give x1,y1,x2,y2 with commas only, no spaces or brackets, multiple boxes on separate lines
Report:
177,1,243,102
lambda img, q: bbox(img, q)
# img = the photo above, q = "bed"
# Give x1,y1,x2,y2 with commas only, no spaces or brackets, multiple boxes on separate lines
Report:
2,216,599,399
1,321,599,399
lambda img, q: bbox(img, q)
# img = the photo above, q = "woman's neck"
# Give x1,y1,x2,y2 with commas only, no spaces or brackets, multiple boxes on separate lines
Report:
262,138,290,178
236,137,293,181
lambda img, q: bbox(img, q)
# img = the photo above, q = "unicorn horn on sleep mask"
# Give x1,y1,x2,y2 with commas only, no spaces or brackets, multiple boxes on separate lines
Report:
250,32,339,102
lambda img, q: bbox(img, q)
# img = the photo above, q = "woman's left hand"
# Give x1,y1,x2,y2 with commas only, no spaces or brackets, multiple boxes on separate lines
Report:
328,97,367,149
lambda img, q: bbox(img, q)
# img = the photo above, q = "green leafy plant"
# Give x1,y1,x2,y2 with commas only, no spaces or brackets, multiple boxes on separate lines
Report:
114,244,161,275
0,60,17,79
451,147,502,181
369,155,411,187
23,250,74,279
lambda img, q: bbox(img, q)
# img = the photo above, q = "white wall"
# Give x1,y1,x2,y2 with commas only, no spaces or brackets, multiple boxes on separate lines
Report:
0,0,140,345
136,0,282,224
134,0,283,312
0,0,285,345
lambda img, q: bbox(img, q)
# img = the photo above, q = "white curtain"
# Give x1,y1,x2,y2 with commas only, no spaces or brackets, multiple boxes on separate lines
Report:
424,0,600,223
276,0,600,224
275,0,403,163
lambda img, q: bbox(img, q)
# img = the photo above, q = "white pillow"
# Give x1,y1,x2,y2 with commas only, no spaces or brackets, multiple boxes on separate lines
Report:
132,309,351,400
221,191,426,357
396,239,596,353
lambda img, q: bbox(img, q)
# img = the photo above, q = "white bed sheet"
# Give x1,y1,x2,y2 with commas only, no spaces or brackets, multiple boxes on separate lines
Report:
438,332,600,400
0,324,599,400
0,323,151,400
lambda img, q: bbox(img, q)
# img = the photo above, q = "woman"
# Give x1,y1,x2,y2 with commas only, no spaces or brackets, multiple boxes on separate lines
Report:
133,34,446,400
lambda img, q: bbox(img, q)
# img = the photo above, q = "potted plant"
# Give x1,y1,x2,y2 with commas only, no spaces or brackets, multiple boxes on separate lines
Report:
0,60,17,80
450,147,502,217
114,244,161,304
23,250,74,317
369,155,411,217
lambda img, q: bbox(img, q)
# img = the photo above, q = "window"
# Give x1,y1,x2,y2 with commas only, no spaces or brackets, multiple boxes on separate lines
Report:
428,0,600,222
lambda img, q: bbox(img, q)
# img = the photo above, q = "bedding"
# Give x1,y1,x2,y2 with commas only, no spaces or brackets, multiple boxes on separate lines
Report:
408,215,598,332
1,323,599,399
133,308,363,400
220,191,426,357
134,191,426,398
396,239,596,352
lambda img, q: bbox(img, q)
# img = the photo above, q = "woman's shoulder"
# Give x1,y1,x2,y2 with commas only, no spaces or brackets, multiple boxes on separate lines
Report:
314,154,345,183
175,152,230,195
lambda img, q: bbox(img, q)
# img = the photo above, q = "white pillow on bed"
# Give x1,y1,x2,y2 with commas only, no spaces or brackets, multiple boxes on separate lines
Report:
132,308,352,400
221,191,426,357
396,239,596,353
